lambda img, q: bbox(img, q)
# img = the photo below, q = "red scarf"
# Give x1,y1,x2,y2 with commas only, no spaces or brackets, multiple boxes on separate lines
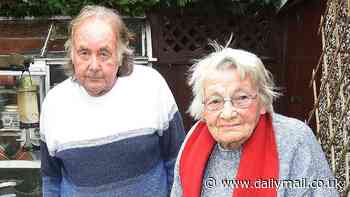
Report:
179,114,279,197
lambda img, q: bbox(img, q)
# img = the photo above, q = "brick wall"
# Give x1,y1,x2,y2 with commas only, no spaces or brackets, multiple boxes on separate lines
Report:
0,18,69,55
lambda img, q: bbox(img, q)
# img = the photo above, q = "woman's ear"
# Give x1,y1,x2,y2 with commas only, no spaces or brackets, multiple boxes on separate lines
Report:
201,108,207,122
259,105,267,115
257,95,267,115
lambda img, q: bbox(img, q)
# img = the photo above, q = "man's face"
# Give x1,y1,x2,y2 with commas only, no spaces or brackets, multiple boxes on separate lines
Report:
71,17,119,96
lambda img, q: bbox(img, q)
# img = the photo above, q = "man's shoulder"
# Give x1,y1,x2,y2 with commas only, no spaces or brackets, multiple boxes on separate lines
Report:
132,65,164,80
123,65,167,90
45,77,75,100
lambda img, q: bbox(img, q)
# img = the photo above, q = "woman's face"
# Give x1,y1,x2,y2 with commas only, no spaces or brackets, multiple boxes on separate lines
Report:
202,69,267,150
71,17,119,97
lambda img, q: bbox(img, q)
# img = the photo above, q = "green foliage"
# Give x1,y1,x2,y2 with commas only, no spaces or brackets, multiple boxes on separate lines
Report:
0,0,164,17
0,0,281,17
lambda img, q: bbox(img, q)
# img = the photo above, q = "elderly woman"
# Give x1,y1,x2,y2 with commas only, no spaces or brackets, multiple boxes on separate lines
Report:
170,45,339,197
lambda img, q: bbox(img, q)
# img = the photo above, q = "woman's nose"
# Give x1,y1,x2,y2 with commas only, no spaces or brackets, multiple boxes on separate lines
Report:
220,101,238,119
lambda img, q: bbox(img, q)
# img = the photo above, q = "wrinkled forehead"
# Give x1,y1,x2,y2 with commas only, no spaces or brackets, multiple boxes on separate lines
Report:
205,62,257,83
73,16,118,38
203,68,257,95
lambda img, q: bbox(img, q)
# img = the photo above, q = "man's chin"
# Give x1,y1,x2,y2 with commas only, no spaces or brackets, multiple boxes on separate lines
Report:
85,87,104,96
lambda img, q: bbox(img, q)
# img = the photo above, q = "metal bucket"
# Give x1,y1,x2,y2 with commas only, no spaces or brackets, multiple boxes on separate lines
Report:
16,77,39,126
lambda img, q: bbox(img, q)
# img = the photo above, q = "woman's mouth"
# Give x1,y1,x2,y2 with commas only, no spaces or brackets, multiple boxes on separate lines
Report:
220,123,240,130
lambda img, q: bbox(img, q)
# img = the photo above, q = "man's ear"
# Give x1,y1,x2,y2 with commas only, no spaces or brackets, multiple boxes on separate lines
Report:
70,47,75,63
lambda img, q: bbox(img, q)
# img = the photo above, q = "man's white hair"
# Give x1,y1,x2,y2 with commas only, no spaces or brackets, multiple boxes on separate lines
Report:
187,43,280,120
64,5,134,77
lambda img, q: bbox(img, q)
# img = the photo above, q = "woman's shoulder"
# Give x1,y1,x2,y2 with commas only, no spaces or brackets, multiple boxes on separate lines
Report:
272,113,312,132
272,113,310,131
272,113,315,147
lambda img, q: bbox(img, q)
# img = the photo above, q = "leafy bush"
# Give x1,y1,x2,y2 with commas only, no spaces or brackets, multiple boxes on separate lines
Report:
0,0,280,17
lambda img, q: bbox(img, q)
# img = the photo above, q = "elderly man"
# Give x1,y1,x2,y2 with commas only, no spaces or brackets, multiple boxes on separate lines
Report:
40,5,185,197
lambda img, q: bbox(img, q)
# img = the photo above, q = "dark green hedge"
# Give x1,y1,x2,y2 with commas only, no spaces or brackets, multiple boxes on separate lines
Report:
0,0,279,17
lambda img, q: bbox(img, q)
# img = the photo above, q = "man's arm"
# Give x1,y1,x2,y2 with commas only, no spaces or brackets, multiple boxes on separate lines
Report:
159,110,185,194
40,140,62,197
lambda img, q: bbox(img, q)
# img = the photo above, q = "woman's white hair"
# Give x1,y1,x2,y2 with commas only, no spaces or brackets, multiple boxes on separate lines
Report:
188,43,281,120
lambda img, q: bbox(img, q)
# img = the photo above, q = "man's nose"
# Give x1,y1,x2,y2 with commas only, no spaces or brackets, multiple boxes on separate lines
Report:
88,55,100,71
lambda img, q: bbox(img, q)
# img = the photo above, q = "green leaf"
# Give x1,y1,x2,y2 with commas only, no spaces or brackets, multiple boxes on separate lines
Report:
118,0,130,5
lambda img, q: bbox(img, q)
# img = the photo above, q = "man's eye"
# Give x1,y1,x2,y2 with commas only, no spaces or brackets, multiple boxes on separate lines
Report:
78,50,89,57
99,50,111,60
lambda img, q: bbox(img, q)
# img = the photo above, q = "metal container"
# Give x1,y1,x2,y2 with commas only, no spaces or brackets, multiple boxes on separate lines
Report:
16,77,39,125
1,105,20,130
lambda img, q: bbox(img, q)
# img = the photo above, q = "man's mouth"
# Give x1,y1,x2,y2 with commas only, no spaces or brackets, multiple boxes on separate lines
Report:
87,76,103,81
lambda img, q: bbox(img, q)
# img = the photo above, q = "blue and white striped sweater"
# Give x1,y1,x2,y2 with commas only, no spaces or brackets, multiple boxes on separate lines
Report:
40,65,185,196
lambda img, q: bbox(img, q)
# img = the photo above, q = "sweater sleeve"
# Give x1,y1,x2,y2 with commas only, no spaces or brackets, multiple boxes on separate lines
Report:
154,69,185,194
159,110,185,194
40,97,62,197
286,122,340,197
170,122,200,197
40,140,62,197
170,152,183,197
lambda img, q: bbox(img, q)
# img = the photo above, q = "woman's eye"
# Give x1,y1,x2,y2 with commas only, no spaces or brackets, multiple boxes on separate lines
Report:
237,95,249,101
208,98,222,104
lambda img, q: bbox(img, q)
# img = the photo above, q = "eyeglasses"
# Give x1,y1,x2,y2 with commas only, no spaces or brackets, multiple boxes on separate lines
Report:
203,93,257,111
